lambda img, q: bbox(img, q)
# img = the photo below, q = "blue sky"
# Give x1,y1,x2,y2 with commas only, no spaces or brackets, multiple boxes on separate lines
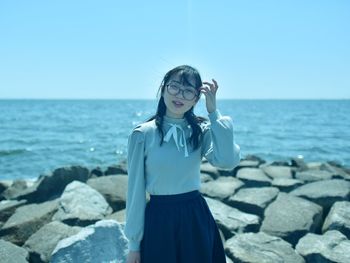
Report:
0,0,349,99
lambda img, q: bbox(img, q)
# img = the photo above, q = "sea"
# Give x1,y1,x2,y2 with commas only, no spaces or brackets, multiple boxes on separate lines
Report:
0,99,349,180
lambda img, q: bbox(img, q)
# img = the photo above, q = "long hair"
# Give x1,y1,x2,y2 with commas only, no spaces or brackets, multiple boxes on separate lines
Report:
145,65,208,151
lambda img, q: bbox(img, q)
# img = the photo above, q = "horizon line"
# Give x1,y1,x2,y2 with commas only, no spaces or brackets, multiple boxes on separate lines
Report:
0,98,349,101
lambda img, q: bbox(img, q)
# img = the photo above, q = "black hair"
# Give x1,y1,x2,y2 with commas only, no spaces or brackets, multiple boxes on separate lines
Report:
145,65,208,151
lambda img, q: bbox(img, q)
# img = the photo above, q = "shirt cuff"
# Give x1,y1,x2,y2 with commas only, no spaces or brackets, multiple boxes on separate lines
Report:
129,240,140,252
208,109,222,122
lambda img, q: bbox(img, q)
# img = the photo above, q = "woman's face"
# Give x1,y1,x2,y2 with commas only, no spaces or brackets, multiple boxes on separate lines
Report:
162,72,200,118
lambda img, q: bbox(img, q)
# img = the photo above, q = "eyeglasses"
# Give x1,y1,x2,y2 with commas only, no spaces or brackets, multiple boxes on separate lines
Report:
166,83,198,101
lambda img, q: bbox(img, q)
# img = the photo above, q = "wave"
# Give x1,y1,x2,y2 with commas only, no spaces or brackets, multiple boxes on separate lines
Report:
0,148,30,157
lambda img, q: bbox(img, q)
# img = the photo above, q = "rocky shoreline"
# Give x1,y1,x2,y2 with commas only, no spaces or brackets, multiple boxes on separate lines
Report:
0,155,350,263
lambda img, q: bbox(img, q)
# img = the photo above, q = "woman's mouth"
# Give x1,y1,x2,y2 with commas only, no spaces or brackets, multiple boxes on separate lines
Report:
172,100,184,108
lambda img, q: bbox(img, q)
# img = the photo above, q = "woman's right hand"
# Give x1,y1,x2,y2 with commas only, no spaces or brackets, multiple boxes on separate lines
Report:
126,250,141,263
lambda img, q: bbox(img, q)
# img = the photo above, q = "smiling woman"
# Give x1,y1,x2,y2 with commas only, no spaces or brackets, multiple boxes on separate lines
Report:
124,65,241,263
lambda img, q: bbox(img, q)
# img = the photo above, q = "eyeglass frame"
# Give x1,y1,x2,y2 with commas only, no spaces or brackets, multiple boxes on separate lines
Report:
165,82,200,101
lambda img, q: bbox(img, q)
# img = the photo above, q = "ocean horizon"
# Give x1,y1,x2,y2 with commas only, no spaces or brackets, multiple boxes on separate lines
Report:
1,99,349,180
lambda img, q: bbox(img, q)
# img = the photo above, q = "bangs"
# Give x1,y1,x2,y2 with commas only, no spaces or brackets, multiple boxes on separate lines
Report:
176,68,202,90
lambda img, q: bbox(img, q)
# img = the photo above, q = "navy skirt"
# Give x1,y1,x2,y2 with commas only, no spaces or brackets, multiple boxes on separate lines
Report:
140,190,226,263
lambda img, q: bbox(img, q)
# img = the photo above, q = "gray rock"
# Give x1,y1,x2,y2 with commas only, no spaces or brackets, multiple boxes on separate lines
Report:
0,199,27,222
105,164,127,175
291,156,308,170
0,239,29,263
322,201,350,239
228,187,279,217
296,230,350,263
225,232,305,263
200,177,244,200
200,161,221,179
261,192,323,247
1,179,28,200
23,221,82,263
52,181,113,226
106,209,126,223
51,219,128,263
204,196,260,238
260,165,293,179
0,199,58,245
87,175,127,211
200,173,214,183
15,166,89,203
290,179,350,215
236,168,271,187
295,170,334,182
271,178,304,192
236,159,260,168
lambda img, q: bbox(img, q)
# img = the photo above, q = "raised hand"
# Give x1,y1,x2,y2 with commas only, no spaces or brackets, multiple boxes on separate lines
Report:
199,79,218,114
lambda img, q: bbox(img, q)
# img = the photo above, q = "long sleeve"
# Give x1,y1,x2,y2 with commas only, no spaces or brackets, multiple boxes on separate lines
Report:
124,127,147,252
201,109,241,169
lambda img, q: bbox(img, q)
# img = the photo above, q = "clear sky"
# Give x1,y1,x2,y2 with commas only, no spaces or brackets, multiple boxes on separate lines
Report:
0,0,349,99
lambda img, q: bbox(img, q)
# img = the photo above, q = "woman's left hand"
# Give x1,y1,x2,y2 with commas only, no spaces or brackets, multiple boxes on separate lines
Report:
199,79,218,113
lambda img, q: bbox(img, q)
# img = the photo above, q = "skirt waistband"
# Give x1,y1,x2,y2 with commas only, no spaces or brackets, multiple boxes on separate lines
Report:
149,190,200,204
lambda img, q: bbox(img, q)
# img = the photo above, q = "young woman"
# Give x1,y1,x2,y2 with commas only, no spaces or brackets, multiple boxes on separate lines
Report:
125,65,241,263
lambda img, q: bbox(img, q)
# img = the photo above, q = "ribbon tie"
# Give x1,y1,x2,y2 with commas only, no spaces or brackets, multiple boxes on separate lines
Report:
163,124,189,157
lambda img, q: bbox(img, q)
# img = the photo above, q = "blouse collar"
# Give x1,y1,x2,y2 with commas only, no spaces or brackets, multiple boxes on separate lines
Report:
162,115,190,157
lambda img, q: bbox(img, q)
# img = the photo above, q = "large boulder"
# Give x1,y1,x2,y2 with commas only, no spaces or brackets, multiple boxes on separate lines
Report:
23,221,82,263
0,239,29,263
322,201,350,239
200,176,243,200
0,199,58,245
14,166,89,203
236,168,271,187
260,192,323,247
290,179,350,215
51,219,128,263
52,181,113,226
227,187,279,217
296,230,350,263
86,175,128,211
204,196,260,239
225,232,305,263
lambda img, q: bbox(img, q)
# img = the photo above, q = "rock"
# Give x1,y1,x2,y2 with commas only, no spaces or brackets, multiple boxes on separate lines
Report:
1,179,28,200
200,177,243,200
237,159,261,168
289,179,350,216
324,162,350,181
105,164,127,175
225,232,305,263
52,181,113,226
200,173,213,183
260,165,293,179
243,154,266,165
15,166,89,203
204,196,260,239
0,200,27,222
0,239,29,263
296,230,350,263
236,168,271,187
261,192,323,247
90,167,104,177
51,219,128,263
200,161,221,179
87,175,128,211
0,199,59,245
106,209,126,223
227,187,279,217
270,178,304,192
322,201,350,239
290,156,308,170
23,221,82,263
295,170,334,182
